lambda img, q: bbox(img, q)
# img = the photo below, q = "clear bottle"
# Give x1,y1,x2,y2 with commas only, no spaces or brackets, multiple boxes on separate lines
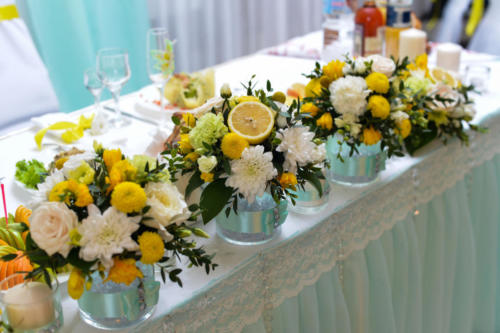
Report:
322,0,354,60
354,1,385,57
385,0,413,59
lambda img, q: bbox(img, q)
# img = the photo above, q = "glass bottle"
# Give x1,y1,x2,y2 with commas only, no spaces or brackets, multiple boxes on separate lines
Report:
385,0,413,59
354,0,385,57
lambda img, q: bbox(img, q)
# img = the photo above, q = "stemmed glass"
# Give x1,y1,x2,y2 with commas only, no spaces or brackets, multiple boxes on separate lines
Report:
147,28,175,129
97,48,131,127
84,68,106,115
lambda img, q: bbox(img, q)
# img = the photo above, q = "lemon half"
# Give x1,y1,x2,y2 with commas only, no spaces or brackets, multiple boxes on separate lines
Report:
228,101,275,144
431,68,458,87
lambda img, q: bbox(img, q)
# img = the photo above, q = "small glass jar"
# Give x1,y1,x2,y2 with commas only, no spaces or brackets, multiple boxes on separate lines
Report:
216,193,288,245
327,135,386,186
0,274,63,333
78,263,160,330
289,174,331,215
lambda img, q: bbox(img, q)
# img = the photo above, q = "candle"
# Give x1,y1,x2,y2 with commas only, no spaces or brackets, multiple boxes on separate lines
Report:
437,43,462,73
399,28,427,61
3,282,55,330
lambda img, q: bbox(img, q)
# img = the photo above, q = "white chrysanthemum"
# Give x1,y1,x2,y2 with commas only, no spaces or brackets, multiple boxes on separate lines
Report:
276,127,319,173
143,182,190,241
329,76,370,117
29,169,65,209
78,205,140,270
62,151,97,177
226,146,277,203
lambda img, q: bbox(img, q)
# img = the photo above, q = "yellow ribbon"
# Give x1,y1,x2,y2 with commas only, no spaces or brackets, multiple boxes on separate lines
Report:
0,5,19,21
465,0,484,37
35,114,95,150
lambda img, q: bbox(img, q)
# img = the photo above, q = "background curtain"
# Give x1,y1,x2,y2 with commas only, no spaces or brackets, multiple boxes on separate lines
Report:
238,154,500,333
16,0,151,112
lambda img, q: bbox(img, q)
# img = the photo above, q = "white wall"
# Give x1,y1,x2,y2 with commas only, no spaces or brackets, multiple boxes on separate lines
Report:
147,0,323,72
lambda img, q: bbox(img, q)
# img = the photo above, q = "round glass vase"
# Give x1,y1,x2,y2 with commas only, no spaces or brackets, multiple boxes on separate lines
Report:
78,263,160,330
289,175,331,215
0,274,63,333
216,192,288,245
326,134,386,186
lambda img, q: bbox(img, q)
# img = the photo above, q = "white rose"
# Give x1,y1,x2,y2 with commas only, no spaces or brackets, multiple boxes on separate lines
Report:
198,155,217,173
367,55,396,77
429,84,462,113
29,202,78,257
390,111,409,123
144,182,190,231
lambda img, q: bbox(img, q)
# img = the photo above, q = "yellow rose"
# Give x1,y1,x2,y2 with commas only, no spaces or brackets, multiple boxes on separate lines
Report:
103,148,122,171
279,172,297,189
365,72,390,94
184,152,200,163
367,95,390,119
68,268,85,299
316,113,333,130
305,78,322,97
395,119,412,139
300,103,320,117
363,126,382,146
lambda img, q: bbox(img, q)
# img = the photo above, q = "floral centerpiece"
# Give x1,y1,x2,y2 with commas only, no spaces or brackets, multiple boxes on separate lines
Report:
301,55,413,158
162,77,327,226
8,143,216,305
399,54,483,154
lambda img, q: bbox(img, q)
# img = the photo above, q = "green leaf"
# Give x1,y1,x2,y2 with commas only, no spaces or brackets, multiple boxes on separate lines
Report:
171,115,181,125
302,172,323,197
185,171,203,199
1,253,17,261
200,178,233,223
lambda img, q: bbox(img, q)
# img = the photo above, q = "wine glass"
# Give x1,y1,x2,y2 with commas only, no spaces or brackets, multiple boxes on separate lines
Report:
96,48,131,127
83,68,105,116
147,28,175,129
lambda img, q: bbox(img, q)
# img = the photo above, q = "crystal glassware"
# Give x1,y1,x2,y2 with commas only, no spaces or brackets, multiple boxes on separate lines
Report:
96,48,132,127
146,27,175,129
465,64,491,94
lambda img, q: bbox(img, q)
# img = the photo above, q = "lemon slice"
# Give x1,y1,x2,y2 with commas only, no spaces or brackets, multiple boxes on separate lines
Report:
431,68,457,87
228,102,275,144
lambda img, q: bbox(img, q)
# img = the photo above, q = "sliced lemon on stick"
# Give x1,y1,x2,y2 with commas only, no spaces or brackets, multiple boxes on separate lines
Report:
228,101,275,144
431,68,458,87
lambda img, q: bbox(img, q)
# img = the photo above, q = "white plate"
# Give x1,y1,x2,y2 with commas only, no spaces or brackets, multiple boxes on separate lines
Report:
134,86,184,119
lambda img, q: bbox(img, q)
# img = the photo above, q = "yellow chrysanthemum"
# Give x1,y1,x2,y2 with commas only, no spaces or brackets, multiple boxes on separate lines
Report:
200,172,214,183
49,179,94,207
184,152,200,163
183,113,196,127
367,95,390,119
363,126,382,146
103,149,122,171
221,133,249,159
323,60,345,82
395,119,412,139
366,72,390,94
106,159,137,193
279,172,297,189
111,181,147,214
316,113,333,130
105,258,144,286
138,232,165,265
300,103,320,117
305,78,322,97
68,268,85,299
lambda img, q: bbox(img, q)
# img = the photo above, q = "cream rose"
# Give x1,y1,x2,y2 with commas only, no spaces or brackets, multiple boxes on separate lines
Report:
367,55,396,77
429,84,462,113
29,202,78,257
143,182,190,232
197,155,217,173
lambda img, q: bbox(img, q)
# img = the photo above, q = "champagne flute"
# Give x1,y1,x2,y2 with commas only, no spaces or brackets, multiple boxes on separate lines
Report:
96,48,131,127
147,28,175,129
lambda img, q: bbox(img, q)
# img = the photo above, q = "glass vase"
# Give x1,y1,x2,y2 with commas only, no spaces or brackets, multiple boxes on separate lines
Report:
0,274,63,333
326,135,386,186
216,193,288,245
289,175,331,215
78,263,160,330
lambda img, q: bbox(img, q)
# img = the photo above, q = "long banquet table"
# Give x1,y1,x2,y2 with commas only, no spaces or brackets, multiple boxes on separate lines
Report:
2,54,500,332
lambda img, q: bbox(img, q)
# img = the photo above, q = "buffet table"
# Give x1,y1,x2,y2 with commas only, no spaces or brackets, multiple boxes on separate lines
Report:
2,54,500,332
